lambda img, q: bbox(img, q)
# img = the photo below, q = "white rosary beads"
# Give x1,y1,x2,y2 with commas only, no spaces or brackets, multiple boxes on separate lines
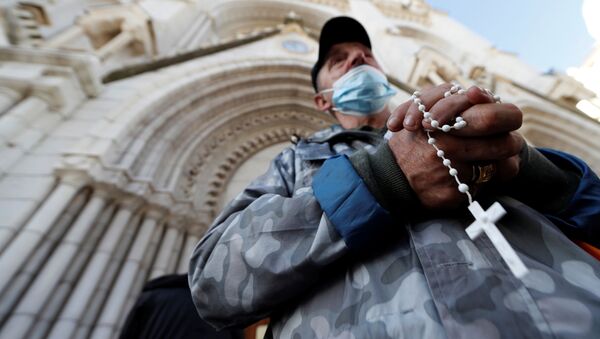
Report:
385,84,529,279
417,84,474,204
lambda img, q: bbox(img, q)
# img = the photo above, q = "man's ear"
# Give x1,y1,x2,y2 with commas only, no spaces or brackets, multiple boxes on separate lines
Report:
314,93,332,112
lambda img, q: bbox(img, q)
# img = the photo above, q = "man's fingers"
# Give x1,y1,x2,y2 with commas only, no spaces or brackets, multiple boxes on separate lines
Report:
403,83,453,131
466,86,496,105
424,91,473,129
390,84,520,137
437,132,524,162
387,100,411,131
423,86,494,129
450,103,523,137
388,128,472,209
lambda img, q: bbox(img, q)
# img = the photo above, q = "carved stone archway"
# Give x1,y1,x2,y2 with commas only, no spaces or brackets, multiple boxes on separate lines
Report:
0,55,335,339
178,107,331,217
82,58,335,226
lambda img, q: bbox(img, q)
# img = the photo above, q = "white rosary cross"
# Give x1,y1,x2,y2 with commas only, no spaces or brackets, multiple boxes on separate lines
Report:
466,201,528,279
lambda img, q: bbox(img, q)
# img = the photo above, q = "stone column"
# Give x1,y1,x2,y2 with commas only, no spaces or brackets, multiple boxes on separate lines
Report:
31,201,118,339
176,224,204,274
166,230,184,275
46,198,140,339
148,224,182,280
0,188,110,339
0,174,86,296
90,208,165,339
119,213,166,334
0,87,23,117
177,233,199,273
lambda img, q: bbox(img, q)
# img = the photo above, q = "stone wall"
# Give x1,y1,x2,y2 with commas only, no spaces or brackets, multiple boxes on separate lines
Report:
0,1,598,338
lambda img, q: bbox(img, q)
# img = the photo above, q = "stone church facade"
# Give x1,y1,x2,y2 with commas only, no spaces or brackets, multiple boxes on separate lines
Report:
0,1,598,338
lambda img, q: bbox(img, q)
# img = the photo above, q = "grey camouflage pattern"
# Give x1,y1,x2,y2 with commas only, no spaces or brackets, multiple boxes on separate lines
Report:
189,125,600,338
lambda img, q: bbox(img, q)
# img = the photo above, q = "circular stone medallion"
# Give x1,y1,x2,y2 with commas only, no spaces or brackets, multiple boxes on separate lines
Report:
282,39,310,54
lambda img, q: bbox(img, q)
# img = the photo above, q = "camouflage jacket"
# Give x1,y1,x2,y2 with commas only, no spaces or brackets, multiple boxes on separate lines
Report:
189,125,600,339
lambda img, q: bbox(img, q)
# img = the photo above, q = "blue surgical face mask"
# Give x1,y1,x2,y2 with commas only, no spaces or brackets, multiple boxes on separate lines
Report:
320,65,397,116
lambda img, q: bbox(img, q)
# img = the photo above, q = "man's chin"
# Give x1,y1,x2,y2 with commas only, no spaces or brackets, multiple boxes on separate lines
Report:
367,110,391,128
335,111,389,129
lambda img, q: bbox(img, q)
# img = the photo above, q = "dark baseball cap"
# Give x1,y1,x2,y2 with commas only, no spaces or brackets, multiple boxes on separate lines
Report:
311,16,372,92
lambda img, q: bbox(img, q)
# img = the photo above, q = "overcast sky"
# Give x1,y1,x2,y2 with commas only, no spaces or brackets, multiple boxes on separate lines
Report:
426,0,596,73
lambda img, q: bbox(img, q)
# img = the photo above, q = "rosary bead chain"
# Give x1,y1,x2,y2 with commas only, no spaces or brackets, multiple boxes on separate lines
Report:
413,84,502,204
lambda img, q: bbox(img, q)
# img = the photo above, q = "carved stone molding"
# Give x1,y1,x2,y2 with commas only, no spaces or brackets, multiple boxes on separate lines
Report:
77,4,155,61
303,0,349,12
407,46,462,88
177,108,332,217
4,4,44,46
210,0,337,40
372,0,432,25
0,46,103,98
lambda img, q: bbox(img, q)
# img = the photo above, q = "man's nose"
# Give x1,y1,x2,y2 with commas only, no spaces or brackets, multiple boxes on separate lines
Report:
349,52,367,68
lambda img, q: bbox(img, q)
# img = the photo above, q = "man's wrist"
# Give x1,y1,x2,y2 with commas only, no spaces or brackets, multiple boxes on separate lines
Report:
505,144,580,212
348,143,417,214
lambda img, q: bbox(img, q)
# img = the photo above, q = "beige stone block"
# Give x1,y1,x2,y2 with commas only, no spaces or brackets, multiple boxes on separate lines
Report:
9,97,48,123
11,128,46,151
69,137,115,157
51,120,93,138
66,137,94,154
73,99,117,121
29,113,62,133
8,154,58,176
72,108,108,122
88,120,126,140
0,175,54,200
0,198,38,228
0,147,24,174
103,107,128,122
0,115,27,141
31,136,78,155
101,84,141,101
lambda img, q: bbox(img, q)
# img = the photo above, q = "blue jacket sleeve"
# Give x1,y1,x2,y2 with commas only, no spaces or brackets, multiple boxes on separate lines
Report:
312,154,394,250
539,148,600,247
